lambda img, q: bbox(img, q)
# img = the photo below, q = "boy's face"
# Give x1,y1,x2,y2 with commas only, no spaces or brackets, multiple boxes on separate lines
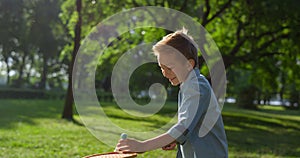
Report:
157,52,192,86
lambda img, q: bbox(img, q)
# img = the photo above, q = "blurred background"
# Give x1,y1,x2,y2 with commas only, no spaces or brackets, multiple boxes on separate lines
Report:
0,0,300,157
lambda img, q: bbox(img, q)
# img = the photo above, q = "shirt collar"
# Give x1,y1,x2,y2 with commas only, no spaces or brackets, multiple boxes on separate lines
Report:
180,68,200,89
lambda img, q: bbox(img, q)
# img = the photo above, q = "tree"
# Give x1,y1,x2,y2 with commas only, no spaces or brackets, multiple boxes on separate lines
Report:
57,0,300,119
203,0,300,108
29,0,62,89
62,0,82,121
0,0,24,86
0,0,65,89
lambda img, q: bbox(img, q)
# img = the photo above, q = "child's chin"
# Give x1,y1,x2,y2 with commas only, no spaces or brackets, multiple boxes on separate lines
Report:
170,82,180,86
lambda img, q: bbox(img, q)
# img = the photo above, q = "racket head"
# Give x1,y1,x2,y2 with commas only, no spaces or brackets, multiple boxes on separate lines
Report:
84,151,137,158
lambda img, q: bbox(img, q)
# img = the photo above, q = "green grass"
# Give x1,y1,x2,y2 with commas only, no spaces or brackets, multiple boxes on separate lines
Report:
0,100,299,158
223,105,300,158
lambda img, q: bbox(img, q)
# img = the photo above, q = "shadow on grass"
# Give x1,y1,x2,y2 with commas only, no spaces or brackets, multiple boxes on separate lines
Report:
223,105,300,157
0,99,67,129
2,99,299,157
257,105,300,116
100,106,177,130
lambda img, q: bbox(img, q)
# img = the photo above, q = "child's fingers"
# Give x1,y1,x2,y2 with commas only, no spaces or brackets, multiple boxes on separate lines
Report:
116,139,128,151
162,143,176,150
116,138,144,153
162,146,172,150
117,146,130,152
116,139,135,152
116,142,130,152
162,146,169,150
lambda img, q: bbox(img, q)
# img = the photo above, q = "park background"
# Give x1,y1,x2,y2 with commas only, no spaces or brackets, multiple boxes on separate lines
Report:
0,0,299,157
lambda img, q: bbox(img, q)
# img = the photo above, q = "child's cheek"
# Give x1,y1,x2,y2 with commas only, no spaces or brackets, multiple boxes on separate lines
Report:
176,69,188,82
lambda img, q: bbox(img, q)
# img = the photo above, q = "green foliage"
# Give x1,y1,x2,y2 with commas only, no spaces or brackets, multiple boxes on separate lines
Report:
0,0,67,89
94,27,169,93
204,0,300,108
0,0,299,108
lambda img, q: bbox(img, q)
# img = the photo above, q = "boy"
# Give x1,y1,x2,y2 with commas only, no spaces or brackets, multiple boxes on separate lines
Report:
116,29,228,158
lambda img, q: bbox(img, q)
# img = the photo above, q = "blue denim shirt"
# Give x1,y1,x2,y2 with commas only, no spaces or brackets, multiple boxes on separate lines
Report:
167,68,228,158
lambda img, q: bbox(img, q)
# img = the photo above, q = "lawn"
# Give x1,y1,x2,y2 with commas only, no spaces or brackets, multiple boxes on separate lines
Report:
0,99,299,158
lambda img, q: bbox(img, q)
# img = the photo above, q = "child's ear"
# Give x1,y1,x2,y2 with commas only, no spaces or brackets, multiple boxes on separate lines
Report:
187,59,195,70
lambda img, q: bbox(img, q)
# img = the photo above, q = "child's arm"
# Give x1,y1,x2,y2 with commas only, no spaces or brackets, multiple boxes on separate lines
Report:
116,133,175,152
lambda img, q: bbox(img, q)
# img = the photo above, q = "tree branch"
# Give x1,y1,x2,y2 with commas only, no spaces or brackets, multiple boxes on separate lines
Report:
179,0,189,11
132,0,140,7
235,18,251,41
229,38,247,56
255,33,289,53
202,0,210,26
236,21,242,41
259,52,284,58
206,0,233,25
232,25,289,57
237,51,284,63
257,26,289,39
146,0,152,6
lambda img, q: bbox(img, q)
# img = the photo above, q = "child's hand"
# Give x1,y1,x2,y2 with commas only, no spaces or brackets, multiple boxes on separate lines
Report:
116,138,145,153
162,142,176,150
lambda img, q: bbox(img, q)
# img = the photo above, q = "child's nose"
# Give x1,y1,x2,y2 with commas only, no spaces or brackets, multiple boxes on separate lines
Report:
162,70,167,77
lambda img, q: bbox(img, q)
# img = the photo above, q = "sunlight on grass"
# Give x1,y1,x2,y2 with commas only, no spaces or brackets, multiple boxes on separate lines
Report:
242,123,276,133
102,105,177,132
0,100,299,158
258,105,286,111
224,125,242,132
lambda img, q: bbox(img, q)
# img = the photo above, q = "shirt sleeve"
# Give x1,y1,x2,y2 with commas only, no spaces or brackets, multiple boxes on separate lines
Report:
167,76,211,144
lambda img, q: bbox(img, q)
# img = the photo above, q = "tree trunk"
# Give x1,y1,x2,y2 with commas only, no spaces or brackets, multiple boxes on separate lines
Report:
2,45,10,86
25,55,34,86
16,53,27,88
236,85,257,109
39,54,48,89
279,72,285,106
62,0,82,121
4,56,10,86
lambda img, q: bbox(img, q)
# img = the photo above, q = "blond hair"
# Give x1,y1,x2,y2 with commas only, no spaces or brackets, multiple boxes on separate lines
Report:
152,28,198,68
